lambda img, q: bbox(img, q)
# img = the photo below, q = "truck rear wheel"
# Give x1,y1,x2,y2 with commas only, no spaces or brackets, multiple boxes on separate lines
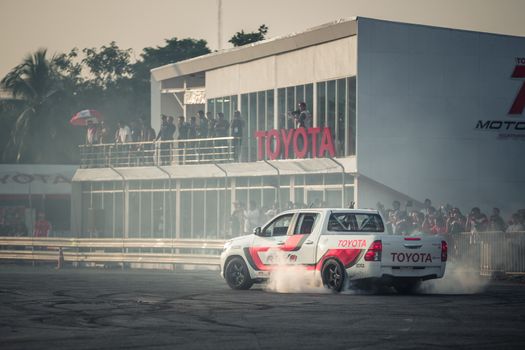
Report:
322,259,345,292
225,257,253,290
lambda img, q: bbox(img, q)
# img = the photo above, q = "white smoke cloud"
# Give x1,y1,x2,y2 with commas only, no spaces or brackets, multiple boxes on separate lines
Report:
419,261,490,294
265,265,328,293
264,250,328,293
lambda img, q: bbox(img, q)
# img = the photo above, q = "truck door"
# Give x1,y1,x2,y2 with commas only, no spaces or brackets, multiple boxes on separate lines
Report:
248,213,295,270
283,212,319,265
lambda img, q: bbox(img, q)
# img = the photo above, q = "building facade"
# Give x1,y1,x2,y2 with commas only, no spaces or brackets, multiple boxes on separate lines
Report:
71,17,525,239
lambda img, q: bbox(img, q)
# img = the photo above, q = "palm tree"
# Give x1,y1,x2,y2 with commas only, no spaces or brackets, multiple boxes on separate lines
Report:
1,48,63,162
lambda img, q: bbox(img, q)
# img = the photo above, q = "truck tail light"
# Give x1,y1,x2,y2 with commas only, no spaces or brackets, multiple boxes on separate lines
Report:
364,240,382,262
441,240,448,262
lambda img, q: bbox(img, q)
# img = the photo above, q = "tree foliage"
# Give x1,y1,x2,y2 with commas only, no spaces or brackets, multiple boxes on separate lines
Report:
82,41,133,89
0,49,76,163
228,25,268,47
0,37,211,164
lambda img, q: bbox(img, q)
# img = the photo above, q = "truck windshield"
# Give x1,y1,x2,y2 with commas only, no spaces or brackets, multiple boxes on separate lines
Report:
327,213,384,233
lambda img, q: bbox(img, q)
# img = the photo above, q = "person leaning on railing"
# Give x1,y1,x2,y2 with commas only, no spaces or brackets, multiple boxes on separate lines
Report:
156,115,175,165
507,213,525,232
231,110,244,162
115,120,132,166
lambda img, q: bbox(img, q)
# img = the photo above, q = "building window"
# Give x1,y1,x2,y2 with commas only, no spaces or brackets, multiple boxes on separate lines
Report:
316,77,356,156
207,95,238,123
277,84,314,129
240,89,274,162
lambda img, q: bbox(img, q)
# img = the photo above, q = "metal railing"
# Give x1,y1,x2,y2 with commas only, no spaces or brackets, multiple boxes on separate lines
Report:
1,232,525,275
450,231,525,276
0,237,226,266
79,137,238,168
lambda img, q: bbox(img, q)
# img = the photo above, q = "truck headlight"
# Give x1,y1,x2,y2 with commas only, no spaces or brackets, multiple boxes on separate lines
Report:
222,240,233,252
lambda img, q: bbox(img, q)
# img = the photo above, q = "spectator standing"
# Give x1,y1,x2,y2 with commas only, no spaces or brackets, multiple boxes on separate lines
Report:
466,207,489,233
156,115,174,165
214,112,230,157
196,110,208,138
507,213,525,232
231,110,244,161
175,116,189,163
410,211,425,233
130,120,141,142
244,200,261,234
86,120,99,167
139,118,156,142
214,112,230,137
230,202,244,237
295,102,312,129
86,120,99,145
115,120,132,143
33,212,51,237
421,198,434,216
431,216,447,235
489,207,507,232
175,116,188,140
446,208,466,234
97,121,109,144
188,116,198,139
206,112,216,137
392,211,410,235
265,202,280,221
138,118,155,165
115,121,132,166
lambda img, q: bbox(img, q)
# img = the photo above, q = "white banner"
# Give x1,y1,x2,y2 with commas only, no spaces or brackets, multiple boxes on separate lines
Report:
0,164,77,195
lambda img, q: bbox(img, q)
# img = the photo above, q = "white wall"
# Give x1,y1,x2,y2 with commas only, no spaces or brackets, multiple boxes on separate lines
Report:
206,36,357,98
357,18,525,216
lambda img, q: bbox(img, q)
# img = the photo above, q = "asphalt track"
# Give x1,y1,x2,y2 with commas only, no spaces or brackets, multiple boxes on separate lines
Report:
1,265,525,350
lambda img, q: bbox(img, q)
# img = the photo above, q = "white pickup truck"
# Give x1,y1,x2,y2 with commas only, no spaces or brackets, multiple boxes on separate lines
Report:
220,208,447,293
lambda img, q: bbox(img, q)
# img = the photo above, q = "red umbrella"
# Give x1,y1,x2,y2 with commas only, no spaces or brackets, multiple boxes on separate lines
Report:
69,109,103,126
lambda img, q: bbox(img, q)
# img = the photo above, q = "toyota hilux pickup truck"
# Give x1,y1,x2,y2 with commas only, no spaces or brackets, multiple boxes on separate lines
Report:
220,208,447,293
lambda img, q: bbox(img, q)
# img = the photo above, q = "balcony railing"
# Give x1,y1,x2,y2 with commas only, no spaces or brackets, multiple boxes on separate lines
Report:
79,137,237,168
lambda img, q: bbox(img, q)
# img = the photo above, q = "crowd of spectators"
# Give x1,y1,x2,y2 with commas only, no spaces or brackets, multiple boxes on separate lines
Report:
85,111,244,167
229,198,525,237
85,110,245,165
0,208,51,237
376,198,525,235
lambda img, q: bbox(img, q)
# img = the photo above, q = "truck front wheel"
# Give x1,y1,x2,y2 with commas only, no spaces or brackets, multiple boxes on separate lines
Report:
225,257,253,290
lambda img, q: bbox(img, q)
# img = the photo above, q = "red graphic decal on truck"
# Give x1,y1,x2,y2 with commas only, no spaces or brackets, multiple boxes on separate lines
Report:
307,249,365,271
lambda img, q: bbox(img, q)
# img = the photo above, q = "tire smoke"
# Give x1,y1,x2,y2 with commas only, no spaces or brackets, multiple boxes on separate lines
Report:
420,260,489,294
264,264,328,293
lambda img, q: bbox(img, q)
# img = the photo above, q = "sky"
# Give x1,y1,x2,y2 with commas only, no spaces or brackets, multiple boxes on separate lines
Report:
1,0,525,79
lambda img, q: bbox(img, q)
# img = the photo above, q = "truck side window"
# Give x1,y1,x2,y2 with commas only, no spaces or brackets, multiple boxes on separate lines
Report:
327,213,384,233
293,213,318,235
262,214,294,237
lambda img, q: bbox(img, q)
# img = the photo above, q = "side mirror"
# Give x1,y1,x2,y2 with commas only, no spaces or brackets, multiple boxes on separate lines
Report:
253,227,262,236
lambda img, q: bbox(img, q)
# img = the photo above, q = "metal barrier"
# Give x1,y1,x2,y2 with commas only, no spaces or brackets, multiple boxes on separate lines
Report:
0,237,226,266
451,231,525,276
79,136,238,168
2,233,524,275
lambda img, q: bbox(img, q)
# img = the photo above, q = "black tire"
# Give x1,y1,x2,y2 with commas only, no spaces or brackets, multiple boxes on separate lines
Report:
225,257,253,290
393,280,420,294
322,259,345,292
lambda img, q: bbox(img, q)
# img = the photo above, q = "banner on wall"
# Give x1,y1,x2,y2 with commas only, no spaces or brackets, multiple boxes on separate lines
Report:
0,165,77,195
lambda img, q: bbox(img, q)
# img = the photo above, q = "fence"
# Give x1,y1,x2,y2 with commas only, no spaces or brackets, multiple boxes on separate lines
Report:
1,232,525,275
79,136,238,168
0,237,225,267
451,231,525,276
